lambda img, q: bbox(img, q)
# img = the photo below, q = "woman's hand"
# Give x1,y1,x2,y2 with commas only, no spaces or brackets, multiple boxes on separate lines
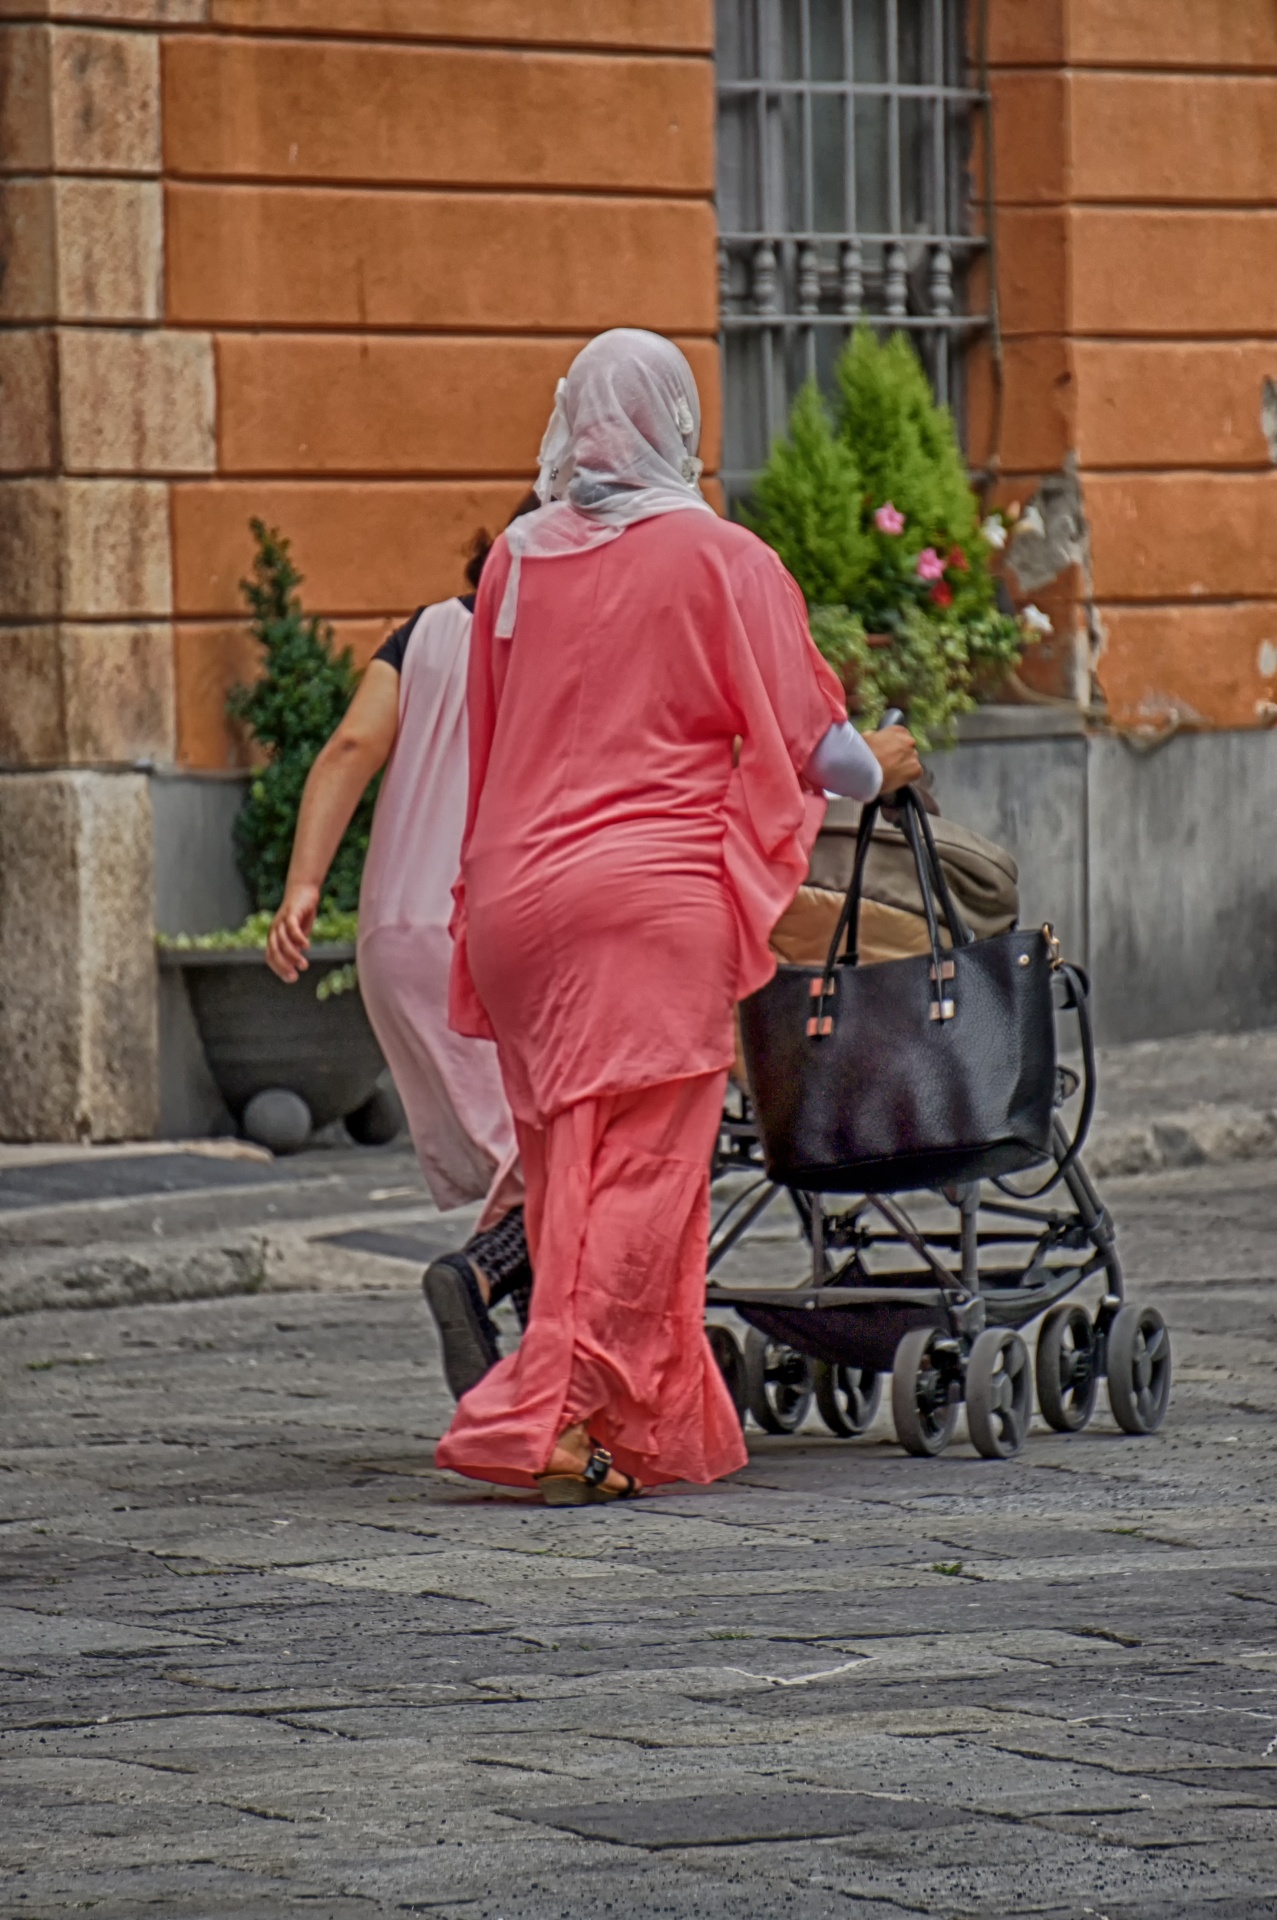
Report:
262,660,400,984
867,725,924,794
266,883,320,983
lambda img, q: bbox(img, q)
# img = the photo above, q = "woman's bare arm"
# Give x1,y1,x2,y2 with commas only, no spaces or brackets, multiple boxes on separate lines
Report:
266,660,401,982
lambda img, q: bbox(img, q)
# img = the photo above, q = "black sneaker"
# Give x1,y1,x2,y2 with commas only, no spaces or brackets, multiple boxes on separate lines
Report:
422,1253,501,1400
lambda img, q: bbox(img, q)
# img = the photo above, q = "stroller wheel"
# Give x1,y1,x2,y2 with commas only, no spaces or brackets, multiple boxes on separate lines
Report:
814,1363,882,1438
1106,1304,1172,1435
891,1327,960,1457
705,1324,747,1425
742,1329,814,1434
1036,1302,1100,1433
966,1328,1032,1460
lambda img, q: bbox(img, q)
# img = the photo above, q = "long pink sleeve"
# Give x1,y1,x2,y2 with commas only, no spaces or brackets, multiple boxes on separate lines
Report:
719,542,848,997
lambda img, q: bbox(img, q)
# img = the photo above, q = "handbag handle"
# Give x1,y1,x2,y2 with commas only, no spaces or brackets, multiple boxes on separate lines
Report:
871,708,969,947
820,786,973,980
809,785,973,1037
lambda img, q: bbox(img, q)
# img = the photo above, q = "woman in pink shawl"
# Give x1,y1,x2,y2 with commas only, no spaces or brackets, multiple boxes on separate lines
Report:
439,330,921,1504
265,507,541,1400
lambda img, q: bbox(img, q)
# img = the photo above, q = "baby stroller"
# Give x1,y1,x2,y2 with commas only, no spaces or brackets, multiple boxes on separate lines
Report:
703,759,1171,1462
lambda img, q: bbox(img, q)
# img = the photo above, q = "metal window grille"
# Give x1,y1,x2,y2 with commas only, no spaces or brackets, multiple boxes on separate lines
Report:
716,0,983,506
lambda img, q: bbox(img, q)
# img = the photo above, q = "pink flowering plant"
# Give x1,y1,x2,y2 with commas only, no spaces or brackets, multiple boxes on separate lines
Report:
745,327,1033,742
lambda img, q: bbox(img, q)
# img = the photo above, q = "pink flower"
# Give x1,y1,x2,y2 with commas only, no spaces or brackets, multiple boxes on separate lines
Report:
874,502,905,536
915,547,945,582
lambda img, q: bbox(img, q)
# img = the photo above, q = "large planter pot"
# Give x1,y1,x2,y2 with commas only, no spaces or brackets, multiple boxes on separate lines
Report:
162,945,384,1129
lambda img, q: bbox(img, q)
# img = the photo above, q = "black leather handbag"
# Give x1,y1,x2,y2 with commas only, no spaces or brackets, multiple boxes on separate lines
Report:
740,787,1068,1194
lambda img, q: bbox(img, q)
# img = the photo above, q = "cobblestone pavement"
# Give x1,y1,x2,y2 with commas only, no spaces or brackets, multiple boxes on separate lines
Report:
2,1160,1276,1919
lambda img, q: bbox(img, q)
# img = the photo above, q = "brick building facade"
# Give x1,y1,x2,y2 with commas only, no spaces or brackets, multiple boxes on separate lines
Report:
1,0,1275,1139
977,1,1277,731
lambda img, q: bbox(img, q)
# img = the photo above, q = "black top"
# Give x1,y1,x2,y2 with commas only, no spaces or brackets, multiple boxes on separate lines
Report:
372,595,476,673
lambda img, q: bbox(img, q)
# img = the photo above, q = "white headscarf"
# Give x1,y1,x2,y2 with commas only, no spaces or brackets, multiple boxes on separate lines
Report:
495,328,715,638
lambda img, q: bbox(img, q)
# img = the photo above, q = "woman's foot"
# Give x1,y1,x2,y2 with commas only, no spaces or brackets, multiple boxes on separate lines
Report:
537,1424,642,1503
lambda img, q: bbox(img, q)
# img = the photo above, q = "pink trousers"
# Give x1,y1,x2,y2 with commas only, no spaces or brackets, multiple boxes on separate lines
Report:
434,1069,748,1490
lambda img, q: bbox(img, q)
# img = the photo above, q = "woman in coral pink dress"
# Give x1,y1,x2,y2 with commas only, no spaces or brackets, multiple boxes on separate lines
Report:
437,330,920,1503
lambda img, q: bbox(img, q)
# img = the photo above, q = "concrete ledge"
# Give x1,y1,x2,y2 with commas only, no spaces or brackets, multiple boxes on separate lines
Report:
954,703,1087,742
931,721,1277,1043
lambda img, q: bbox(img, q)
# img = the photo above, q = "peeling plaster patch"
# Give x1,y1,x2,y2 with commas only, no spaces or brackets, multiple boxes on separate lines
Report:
1258,640,1277,680
1005,456,1090,596
1007,456,1098,708
1086,602,1110,712
1262,378,1277,464
1128,690,1207,737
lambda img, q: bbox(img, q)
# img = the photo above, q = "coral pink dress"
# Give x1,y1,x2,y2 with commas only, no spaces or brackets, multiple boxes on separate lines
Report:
436,511,847,1490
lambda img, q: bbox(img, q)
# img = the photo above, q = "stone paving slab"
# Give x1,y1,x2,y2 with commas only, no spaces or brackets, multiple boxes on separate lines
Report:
2,1156,1277,1914
1093,1028,1277,1122
0,1151,287,1213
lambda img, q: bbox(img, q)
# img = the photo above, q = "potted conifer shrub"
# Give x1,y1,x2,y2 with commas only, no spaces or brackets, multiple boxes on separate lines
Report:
160,522,388,1147
745,327,1044,745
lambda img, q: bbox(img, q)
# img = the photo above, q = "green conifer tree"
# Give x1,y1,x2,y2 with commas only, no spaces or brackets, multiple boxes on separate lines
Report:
740,380,872,607
836,328,978,552
228,519,376,914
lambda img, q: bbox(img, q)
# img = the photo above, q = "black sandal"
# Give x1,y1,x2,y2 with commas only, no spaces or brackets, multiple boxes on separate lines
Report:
536,1444,643,1506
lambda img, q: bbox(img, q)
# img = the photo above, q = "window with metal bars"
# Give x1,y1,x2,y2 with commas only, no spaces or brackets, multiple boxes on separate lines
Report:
716,0,984,507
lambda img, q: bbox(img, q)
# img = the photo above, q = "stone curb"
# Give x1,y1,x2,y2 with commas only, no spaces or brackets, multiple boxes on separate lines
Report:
0,1239,273,1318
0,1226,419,1319
1083,1103,1277,1179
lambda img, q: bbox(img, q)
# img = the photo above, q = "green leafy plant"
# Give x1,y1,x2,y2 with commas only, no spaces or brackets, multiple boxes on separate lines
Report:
316,961,359,1002
745,328,1035,745
158,908,358,953
810,605,1027,742
227,520,375,913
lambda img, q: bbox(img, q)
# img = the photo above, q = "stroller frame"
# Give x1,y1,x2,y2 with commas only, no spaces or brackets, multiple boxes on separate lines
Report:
705,1086,1170,1458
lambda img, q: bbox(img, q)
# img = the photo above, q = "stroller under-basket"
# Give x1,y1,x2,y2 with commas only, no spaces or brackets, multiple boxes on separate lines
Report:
702,791,1172,1461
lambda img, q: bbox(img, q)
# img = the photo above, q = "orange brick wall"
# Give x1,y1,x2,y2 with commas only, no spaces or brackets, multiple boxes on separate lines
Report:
158,0,717,768
977,0,1277,730
50,0,1272,761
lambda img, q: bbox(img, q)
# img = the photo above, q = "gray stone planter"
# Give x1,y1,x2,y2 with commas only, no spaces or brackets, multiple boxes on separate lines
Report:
160,945,385,1131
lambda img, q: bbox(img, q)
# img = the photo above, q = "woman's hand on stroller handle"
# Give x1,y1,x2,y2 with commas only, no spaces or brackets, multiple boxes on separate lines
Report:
867,714,923,797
